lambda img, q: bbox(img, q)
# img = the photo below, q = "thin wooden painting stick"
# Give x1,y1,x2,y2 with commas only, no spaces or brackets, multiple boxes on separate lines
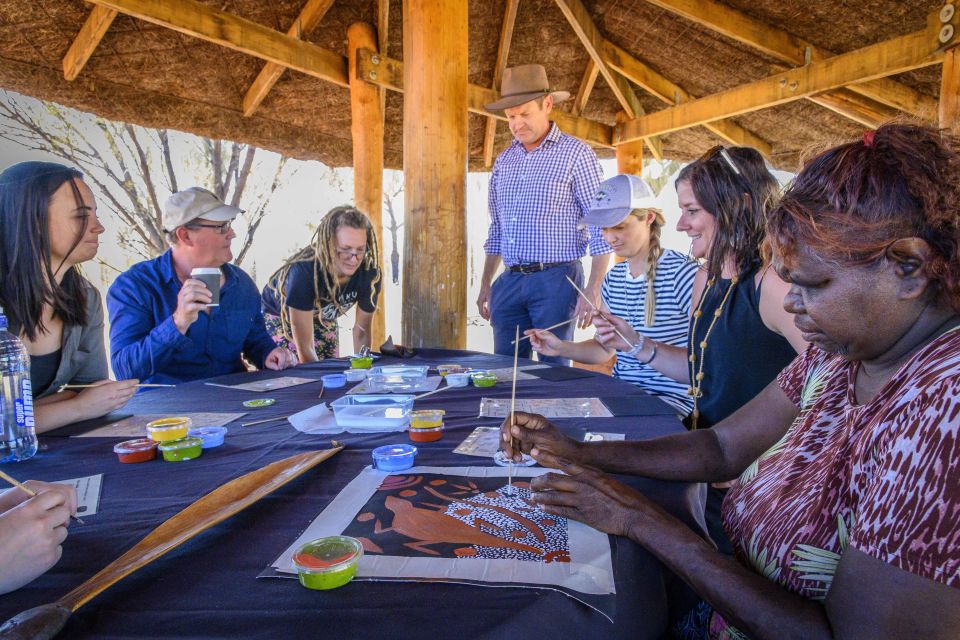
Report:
511,317,576,344
240,415,290,427
0,469,85,525
414,384,457,401
317,382,325,399
59,383,174,391
508,324,519,495
564,275,634,349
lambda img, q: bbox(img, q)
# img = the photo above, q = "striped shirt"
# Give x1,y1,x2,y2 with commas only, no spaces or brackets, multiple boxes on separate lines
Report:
484,122,612,265
601,250,698,413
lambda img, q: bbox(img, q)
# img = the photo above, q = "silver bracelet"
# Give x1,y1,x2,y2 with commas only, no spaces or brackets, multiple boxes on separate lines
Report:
617,333,645,357
638,341,658,365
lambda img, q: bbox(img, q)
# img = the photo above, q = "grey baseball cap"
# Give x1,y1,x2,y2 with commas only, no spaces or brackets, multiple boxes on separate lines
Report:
581,174,658,228
162,187,243,231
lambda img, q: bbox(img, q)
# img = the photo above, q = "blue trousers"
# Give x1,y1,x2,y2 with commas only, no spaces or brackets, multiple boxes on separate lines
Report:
490,262,583,366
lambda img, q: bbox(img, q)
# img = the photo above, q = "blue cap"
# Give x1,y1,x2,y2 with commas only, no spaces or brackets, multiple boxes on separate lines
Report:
581,174,658,228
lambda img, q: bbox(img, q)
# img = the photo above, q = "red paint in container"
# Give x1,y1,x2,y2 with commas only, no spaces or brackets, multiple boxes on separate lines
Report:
408,426,443,442
113,438,158,463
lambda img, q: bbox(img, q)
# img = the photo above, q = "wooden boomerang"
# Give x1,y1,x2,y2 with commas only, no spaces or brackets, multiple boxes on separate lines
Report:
0,445,344,640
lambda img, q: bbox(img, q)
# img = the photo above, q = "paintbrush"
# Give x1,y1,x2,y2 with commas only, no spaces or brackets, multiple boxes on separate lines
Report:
507,324,519,496
564,275,635,349
59,383,174,391
511,317,577,344
317,382,325,399
0,469,85,525
414,384,458,401
240,415,291,427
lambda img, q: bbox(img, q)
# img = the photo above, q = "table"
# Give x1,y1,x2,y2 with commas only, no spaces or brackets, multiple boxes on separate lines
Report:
0,349,706,639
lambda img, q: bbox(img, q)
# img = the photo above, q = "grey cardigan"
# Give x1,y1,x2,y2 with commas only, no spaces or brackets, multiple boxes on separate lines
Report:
36,280,109,399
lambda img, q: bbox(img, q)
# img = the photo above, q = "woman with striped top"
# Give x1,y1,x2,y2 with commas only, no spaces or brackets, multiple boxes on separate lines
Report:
527,174,697,414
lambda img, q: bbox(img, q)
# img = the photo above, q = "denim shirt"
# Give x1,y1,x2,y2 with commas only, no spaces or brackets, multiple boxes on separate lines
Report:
106,250,277,384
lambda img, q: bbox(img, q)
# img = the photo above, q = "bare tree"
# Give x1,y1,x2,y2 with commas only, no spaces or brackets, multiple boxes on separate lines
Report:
382,175,403,285
0,91,291,263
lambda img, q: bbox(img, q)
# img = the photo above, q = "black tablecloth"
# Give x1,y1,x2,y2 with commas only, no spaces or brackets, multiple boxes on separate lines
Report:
0,349,705,639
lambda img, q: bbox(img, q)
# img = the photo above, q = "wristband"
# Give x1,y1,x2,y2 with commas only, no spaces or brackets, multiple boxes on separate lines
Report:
638,341,658,365
617,333,644,358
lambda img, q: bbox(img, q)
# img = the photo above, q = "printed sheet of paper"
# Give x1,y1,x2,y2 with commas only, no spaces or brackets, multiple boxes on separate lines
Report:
206,376,316,392
453,426,502,458
485,364,549,382
56,474,102,516
584,432,625,442
348,375,443,395
271,466,615,600
479,398,612,419
74,412,246,438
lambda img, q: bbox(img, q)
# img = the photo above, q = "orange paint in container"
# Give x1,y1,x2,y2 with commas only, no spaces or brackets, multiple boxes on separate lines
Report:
113,438,157,463
408,409,444,442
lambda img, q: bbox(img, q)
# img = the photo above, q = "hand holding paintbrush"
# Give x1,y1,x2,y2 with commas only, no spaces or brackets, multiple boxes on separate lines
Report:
565,275,637,350
0,470,83,525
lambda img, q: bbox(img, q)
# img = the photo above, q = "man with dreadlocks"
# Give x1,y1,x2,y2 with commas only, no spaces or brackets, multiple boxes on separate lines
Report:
261,206,382,361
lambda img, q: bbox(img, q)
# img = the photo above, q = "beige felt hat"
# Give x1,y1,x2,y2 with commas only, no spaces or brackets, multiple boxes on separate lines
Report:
484,64,571,111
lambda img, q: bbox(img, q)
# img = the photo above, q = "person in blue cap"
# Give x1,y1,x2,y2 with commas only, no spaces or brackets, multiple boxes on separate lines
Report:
526,174,697,415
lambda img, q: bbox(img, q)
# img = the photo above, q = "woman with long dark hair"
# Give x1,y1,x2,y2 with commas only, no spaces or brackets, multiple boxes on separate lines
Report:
592,147,806,553
0,162,137,433
261,206,382,361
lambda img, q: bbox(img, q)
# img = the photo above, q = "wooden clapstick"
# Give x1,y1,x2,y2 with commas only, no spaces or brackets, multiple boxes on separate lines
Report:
0,445,344,640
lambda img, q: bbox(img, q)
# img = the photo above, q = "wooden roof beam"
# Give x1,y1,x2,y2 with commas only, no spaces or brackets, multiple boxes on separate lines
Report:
601,40,772,158
641,0,939,121
570,58,599,117
88,0,349,87
482,0,520,168
554,0,662,160
242,0,335,117
355,48,614,148
618,11,954,144
377,0,389,120
807,88,899,129
63,5,118,81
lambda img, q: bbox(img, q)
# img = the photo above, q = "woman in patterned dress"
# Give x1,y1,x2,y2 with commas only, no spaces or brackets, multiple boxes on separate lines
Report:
502,123,960,639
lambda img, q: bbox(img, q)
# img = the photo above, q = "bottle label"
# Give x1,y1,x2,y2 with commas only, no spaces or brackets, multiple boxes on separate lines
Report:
16,378,34,429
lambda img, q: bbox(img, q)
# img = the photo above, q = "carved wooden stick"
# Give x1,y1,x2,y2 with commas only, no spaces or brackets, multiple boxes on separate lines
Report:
0,444,344,640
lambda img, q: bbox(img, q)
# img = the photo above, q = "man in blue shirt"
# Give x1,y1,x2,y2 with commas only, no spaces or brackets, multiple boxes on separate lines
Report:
478,64,611,365
107,187,295,384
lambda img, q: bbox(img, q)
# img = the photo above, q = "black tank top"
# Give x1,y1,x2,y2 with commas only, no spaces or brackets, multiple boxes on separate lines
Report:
689,264,796,429
30,348,62,397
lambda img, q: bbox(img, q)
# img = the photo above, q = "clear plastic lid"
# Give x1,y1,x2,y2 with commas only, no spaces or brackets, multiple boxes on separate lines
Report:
158,436,203,451
113,438,157,454
292,536,363,574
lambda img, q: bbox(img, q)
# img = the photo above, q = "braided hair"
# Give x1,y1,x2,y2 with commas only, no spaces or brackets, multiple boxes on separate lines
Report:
627,207,666,327
269,206,381,340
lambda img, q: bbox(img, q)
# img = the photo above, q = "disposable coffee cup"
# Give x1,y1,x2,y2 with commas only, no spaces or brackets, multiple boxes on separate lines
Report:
190,267,221,307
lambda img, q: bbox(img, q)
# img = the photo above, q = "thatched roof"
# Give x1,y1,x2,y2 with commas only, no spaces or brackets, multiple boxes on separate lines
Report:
0,0,944,171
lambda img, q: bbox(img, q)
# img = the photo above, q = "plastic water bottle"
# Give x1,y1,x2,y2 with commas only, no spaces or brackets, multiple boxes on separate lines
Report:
0,308,37,462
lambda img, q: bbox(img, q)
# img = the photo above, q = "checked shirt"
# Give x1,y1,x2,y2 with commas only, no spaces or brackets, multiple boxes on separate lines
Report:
484,122,611,266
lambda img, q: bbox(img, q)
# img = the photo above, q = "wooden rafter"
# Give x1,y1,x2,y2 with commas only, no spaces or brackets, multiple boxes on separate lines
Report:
482,0,520,168
640,0,939,121
89,0,349,87
601,39,772,158
940,47,960,130
553,0,662,160
570,59,599,116
807,88,898,129
618,13,953,144
242,0,335,117
63,5,118,81
356,48,614,147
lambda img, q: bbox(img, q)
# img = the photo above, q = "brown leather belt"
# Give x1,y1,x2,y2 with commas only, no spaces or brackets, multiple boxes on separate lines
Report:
508,261,572,274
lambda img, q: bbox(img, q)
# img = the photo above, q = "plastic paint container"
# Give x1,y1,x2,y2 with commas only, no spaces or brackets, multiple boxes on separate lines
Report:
445,372,470,387
146,417,192,442
113,438,157,464
350,356,373,369
292,536,363,590
437,364,467,377
322,373,347,389
158,436,203,462
243,398,275,408
344,369,367,382
408,426,443,443
470,372,497,388
188,426,227,449
410,409,445,429
372,444,417,471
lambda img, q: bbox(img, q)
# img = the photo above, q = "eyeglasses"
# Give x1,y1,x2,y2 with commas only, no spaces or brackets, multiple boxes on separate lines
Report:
336,249,367,261
186,220,233,235
700,145,743,176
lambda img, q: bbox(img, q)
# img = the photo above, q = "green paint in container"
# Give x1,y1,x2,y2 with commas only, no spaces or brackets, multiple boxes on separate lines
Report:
292,536,363,590
158,436,203,462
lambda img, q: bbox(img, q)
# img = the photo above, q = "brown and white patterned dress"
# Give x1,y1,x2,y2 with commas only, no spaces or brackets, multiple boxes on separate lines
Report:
711,327,960,638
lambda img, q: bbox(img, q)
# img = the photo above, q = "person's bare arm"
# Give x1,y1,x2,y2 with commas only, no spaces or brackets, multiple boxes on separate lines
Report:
476,255,502,321
353,309,374,353
288,308,319,363
758,269,808,354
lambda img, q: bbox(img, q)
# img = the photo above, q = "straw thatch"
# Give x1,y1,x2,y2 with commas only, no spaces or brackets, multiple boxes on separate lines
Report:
0,0,943,171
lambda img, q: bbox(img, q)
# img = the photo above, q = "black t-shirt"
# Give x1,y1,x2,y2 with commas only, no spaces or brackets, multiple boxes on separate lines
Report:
261,261,381,323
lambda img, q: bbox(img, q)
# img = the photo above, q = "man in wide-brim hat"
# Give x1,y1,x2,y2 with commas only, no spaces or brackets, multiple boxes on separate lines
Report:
477,64,612,366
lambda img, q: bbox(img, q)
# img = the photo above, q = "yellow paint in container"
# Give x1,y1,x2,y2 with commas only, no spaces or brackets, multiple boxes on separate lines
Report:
146,417,193,442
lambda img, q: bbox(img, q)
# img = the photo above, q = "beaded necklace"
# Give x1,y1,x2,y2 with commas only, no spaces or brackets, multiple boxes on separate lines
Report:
687,274,739,429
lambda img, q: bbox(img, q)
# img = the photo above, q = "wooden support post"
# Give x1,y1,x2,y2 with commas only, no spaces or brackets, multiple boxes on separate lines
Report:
401,0,468,348
615,112,644,175
940,47,960,132
377,0,389,121
482,0,520,168
348,22,386,348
